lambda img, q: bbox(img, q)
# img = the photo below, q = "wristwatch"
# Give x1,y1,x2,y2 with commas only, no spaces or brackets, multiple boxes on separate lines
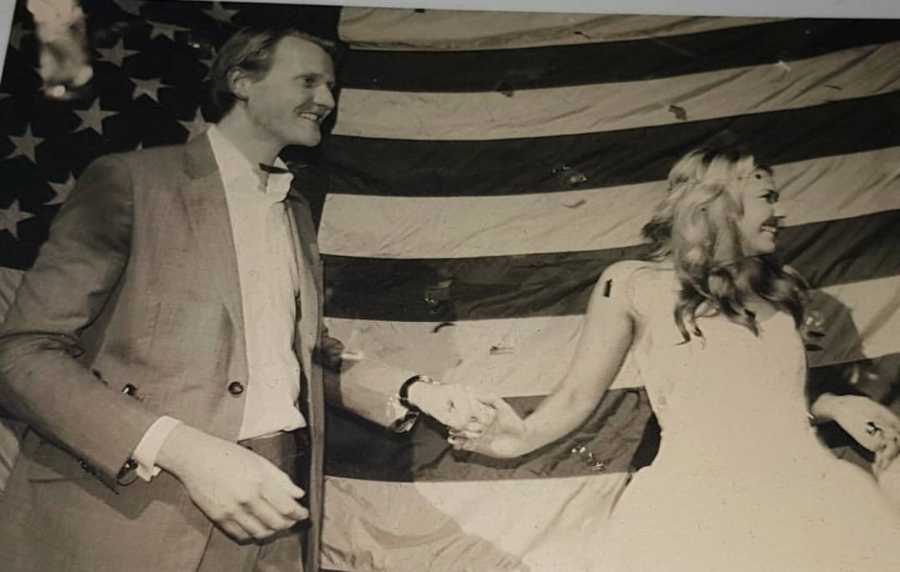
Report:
398,374,438,413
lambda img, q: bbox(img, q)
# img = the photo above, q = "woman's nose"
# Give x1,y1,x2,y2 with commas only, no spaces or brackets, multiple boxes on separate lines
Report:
774,202,786,219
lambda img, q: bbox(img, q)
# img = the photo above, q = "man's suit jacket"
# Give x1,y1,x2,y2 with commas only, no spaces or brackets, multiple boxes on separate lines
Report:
0,134,411,571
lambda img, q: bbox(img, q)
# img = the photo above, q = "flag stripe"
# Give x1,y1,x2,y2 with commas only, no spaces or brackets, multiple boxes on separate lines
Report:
326,388,652,482
334,41,900,141
337,19,900,91
319,147,900,258
324,210,900,322
318,90,900,197
339,9,775,51
322,474,629,572
809,276,900,367
324,274,900,402
323,314,589,397
324,349,900,483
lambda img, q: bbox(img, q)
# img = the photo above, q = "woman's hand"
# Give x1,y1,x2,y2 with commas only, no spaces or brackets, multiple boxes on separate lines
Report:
448,395,530,458
813,394,900,474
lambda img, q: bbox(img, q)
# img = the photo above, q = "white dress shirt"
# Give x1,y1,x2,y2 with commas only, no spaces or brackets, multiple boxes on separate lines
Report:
132,127,305,479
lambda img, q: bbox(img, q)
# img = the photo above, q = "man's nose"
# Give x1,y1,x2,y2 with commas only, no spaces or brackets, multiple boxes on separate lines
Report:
316,84,335,112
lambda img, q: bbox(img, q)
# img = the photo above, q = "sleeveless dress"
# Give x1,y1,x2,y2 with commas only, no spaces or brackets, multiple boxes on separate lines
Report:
595,263,900,572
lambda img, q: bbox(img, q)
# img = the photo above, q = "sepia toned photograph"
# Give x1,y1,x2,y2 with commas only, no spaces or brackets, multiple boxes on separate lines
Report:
1,1,899,570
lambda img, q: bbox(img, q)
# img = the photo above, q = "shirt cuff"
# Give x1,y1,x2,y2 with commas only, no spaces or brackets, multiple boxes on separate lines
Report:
131,416,182,482
387,395,419,433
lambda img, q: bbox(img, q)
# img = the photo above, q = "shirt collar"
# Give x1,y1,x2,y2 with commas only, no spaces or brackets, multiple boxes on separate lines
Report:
206,124,292,203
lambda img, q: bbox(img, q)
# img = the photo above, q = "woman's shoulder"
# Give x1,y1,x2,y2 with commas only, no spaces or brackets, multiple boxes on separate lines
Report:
595,260,675,311
596,260,678,316
599,259,673,286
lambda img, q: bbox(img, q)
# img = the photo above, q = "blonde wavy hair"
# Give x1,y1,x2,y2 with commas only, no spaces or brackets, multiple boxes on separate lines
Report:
642,146,808,341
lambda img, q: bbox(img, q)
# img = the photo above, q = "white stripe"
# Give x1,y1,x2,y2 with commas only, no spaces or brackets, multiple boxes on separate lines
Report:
325,275,900,396
332,42,900,140
811,276,900,369
339,8,774,50
326,314,588,396
322,474,630,572
319,148,900,259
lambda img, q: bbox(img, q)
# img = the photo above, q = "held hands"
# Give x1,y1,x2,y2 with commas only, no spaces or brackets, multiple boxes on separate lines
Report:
157,425,308,542
815,394,900,475
406,381,498,435
405,381,532,458
447,395,530,459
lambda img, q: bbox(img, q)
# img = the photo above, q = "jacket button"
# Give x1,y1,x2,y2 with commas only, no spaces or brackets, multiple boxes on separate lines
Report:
227,381,245,396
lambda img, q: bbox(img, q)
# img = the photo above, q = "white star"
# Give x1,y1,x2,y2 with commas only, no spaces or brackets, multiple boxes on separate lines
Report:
7,124,44,163
74,99,117,135
178,109,209,141
113,0,144,16
204,2,239,24
148,21,189,42
46,174,77,206
8,22,28,52
130,77,165,102
0,200,36,240
96,39,139,67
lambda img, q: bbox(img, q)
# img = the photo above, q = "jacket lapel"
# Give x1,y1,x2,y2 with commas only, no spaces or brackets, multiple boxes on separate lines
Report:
179,135,247,378
286,192,322,380
286,189,324,572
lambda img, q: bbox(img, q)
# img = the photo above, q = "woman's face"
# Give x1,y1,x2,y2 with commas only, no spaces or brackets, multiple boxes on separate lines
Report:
734,169,784,256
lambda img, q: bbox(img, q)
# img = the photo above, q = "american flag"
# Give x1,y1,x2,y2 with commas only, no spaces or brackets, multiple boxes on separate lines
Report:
3,3,900,571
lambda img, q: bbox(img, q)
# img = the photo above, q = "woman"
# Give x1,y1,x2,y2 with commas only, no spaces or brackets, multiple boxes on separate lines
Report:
453,146,900,571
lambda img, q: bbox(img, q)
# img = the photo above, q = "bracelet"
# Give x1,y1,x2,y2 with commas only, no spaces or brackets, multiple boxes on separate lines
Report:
398,374,437,413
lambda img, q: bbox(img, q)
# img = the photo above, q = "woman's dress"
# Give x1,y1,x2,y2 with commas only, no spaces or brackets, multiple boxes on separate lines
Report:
596,263,900,572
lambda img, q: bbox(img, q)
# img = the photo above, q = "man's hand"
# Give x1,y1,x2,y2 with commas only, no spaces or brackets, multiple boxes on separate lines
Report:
156,425,308,542
314,335,345,371
407,382,496,435
448,395,530,458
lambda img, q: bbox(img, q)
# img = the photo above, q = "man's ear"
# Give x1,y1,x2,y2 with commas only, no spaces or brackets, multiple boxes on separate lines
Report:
228,68,252,102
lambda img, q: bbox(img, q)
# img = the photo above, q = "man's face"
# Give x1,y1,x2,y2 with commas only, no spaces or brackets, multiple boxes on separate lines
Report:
240,35,336,148
735,169,784,256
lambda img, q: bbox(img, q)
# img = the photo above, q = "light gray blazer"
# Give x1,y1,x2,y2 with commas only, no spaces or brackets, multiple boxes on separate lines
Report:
0,133,411,572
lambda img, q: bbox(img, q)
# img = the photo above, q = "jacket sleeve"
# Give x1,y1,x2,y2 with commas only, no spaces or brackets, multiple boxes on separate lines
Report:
289,189,418,430
0,155,160,482
323,353,417,429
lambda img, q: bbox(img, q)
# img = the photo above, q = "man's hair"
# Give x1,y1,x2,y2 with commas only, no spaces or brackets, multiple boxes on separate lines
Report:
208,27,339,120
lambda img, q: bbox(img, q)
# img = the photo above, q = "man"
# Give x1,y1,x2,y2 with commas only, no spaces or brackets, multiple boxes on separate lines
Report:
0,27,489,572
